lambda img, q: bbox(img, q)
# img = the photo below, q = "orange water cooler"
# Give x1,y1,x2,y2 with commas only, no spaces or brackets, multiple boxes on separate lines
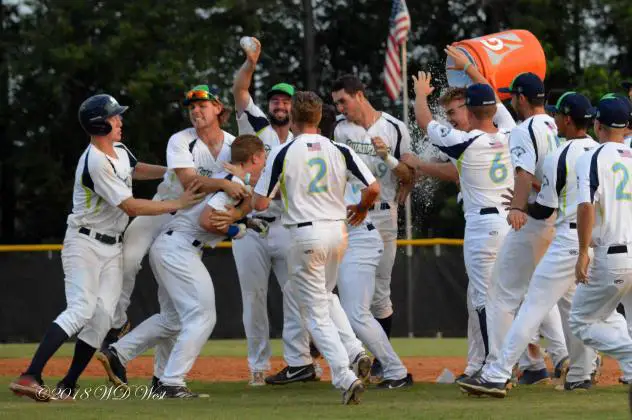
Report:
446,30,547,100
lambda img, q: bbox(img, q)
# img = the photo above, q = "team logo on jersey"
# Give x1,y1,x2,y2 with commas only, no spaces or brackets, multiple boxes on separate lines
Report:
345,140,377,156
264,144,272,156
542,175,550,188
440,127,452,137
198,167,214,178
511,146,526,158
569,249,578,256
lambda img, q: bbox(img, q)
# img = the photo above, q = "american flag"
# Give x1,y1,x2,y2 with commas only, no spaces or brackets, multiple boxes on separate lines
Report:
383,0,411,101
307,142,321,151
618,149,632,158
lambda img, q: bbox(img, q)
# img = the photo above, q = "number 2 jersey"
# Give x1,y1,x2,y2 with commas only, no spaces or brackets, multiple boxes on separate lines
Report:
254,133,376,226
429,128,513,220
333,112,411,204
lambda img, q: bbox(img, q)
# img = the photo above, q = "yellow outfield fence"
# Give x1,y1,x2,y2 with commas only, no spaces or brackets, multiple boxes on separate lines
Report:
0,238,464,252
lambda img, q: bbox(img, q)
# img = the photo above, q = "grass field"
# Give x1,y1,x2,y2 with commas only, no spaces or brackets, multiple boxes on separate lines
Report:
0,339,630,419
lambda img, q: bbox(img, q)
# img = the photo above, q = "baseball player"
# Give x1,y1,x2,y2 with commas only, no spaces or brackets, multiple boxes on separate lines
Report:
100,135,267,398
623,81,632,101
9,94,203,402
571,95,632,389
253,91,380,405
97,85,246,388
459,92,599,397
332,74,413,380
481,72,569,385
226,37,318,386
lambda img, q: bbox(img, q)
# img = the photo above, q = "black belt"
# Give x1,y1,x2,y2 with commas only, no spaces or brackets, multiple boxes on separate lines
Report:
479,207,499,215
369,202,391,211
367,223,376,231
608,245,628,254
78,227,122,245
255,216,276,223
297,222,312,228
165,230,202,248
570,222,577,229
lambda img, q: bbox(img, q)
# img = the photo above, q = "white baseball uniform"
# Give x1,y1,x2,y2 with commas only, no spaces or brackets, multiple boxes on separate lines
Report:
254,133,375,391
334,113,411,321
483,136,599,384
337,181,408,380
485,114,569,371
54,142,135,349
111,129,234,379
620,134,632,337
232,96,312,373
570,141,632,382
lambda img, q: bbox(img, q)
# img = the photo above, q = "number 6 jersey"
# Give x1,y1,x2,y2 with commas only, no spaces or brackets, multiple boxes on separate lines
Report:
429,127,513,220
254,133,376,226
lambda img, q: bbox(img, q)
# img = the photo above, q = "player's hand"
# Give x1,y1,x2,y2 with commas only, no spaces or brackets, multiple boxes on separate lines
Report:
371,137,389,159
501,188,515,208
412,71,435,98
396,180,414,205
242,37,262,64
208,206,243,230
223,179,250,200
575,251,591,284
177,180,206,209
445,45,471,71
347,204,369,226
223,162,247,180
507,208,527,231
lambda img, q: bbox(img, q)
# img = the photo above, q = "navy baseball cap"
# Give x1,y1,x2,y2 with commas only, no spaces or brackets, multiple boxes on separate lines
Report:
545,91,593,120
590,94,630,128
465,83,496,106
498,72,545,99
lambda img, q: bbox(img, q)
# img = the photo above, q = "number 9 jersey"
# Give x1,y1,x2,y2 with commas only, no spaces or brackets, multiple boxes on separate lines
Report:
428,126,513,220
333,112,411,204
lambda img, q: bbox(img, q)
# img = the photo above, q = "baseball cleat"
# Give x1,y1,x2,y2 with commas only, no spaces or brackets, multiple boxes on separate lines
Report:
564,380,591,391
376,373,414,389
455,373,469,383
458,376,507,398
9,374,52,402
100,320,131,352
155,382,209,399
554,356,570,383
249,371,266,387
518,368,550,385
342,379,364,405
151,376,160,390
96,346,128,388
52,381,77,401
350,351,372,384
369,358,384,384
264,364,318,385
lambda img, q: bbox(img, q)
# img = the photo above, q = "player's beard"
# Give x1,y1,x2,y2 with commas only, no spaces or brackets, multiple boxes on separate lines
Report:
268,111,289,127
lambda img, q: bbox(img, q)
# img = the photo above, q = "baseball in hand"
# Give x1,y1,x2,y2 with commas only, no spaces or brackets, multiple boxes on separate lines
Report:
240,36,257,53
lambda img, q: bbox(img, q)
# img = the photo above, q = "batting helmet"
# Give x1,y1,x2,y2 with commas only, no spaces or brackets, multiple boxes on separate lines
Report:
78,94,128,136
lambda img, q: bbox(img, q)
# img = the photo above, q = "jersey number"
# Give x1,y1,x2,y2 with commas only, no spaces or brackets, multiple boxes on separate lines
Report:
489,153,508,183
613,163,632,201
308,158,328,193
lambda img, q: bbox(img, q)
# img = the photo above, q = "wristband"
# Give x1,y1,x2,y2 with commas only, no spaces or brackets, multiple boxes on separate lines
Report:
463,62,471,72
384,154,399,170
244,173,251,186
226,224,241,239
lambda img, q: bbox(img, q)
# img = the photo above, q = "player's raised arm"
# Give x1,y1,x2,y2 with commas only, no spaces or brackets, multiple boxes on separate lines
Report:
412,71,435,131
232,37,262,114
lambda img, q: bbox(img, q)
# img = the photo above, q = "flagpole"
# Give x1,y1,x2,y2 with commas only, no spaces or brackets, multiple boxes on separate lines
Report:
401,39,414,338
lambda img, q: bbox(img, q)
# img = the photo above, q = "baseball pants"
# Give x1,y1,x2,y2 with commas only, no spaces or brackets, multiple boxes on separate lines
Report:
484,229,595,383
231,222,311,372
485,215,568,369
54,229,124,349
620,290,632,338
570,245,632,382
370,203,397,320
337,221,408,380
286,220,358,391
465,283,486,376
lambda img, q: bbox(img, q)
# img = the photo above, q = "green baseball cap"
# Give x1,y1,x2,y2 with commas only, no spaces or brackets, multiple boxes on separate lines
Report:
183,84,220,106
267,83,295,101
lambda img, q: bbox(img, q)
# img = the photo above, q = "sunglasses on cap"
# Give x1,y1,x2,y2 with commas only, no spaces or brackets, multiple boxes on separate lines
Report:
186,89,219,101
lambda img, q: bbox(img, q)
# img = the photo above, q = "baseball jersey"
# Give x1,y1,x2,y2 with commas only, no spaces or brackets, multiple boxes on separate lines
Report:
254,133,376,226
162,172,244,247
509,114,560,202
576,142,632,247
333,112,411,203
344,181,374,227
236,95,293,219
624,134,632,148
535,137,598,227
66,142,136,235
429,128,513,219
155,128,235,200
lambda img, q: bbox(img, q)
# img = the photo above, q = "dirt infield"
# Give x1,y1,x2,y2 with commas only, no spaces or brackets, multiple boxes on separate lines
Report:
0,356,623,385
